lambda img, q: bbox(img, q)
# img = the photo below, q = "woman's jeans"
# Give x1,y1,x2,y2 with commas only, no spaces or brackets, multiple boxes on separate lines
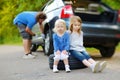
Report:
69,50,91,61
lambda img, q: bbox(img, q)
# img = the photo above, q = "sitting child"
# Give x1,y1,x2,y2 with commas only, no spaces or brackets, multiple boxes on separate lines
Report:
52,19,71,73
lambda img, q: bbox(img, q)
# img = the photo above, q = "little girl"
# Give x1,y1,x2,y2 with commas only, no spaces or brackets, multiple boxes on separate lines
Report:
69,16,107,73
52,19,71,73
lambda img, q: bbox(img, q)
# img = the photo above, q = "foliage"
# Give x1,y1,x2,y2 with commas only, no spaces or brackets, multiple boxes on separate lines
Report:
0,0,47,44
103,0,120,9
0,0,120,44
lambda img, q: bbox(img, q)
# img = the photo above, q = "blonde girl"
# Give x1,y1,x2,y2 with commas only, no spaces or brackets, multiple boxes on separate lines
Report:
52,19,71,73
69,16,107,73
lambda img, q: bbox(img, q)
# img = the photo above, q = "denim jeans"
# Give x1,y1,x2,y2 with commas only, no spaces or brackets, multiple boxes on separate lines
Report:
69,50,91,61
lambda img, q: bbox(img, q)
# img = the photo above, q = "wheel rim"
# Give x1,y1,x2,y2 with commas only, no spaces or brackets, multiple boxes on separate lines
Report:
45,33,50,54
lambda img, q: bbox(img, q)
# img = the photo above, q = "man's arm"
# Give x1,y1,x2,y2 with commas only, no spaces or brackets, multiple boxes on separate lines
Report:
39,24,44,34
25,27,35,36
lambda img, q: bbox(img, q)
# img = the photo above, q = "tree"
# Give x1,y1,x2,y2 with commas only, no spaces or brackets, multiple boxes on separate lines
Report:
0,0,47,44
0,0,120,44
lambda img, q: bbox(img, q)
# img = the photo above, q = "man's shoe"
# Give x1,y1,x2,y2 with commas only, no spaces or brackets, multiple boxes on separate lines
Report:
32,52,37,56
23,54,35,59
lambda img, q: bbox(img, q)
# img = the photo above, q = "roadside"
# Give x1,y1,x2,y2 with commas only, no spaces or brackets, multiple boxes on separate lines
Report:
0,45,120,80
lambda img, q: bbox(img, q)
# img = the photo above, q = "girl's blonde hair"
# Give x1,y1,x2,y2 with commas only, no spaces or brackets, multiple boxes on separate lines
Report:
69,16,82,33
53,19,67,33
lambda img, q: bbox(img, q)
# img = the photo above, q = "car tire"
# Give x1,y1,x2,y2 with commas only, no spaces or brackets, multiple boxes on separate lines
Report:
49,54,86,70
99,46,115,58
44,30,54,56
30,44,39,52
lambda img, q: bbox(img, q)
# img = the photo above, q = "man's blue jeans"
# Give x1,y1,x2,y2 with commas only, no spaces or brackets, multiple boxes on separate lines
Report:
69,50,91,61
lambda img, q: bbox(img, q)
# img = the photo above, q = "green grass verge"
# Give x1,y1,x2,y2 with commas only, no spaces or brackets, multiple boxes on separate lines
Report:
86,42,120,54
0,37,22,46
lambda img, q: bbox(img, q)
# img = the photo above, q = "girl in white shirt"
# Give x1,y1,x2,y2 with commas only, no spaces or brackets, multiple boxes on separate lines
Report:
69,16,107,73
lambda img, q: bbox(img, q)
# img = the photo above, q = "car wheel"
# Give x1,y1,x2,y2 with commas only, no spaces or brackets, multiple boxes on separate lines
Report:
99,46,115,58
30,44,39,52
49,54,86,70
44,30,54,56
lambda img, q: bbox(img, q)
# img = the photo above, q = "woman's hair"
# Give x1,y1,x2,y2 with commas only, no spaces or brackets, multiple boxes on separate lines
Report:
36,12,47,22
69,16,82,33
53,19,66,33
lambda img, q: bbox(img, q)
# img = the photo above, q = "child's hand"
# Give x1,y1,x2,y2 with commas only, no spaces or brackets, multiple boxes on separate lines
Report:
56,50,60,55
62,50,67,54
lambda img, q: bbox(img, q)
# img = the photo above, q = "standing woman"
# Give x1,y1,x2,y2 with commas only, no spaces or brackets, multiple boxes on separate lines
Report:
69,16,107,73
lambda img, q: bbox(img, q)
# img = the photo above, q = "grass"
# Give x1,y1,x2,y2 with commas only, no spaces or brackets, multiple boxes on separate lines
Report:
115,42,120,52
86,42,120,55
86,47,99,54
1,41,23,46
0,36,22,46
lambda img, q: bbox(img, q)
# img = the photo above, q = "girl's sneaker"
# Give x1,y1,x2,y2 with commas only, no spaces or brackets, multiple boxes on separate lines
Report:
65,67,71,73
91,61,100,73
65,65,71,73
53,65,59,73
53,68,59,73
99,61,107,72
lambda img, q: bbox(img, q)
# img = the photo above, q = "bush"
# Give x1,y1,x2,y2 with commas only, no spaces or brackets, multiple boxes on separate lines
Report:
0,0,120,44
0,0,47,44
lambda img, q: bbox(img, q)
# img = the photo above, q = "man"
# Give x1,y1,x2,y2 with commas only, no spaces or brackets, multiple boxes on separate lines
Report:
13,11,47,59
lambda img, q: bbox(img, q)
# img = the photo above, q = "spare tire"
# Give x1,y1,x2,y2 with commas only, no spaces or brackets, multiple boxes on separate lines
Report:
49,54,86,70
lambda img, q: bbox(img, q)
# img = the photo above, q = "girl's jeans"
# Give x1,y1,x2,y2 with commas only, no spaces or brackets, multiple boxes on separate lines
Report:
69,50,91,61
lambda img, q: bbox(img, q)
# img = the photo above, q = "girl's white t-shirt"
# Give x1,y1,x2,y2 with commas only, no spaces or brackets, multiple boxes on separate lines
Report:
70,31,86,51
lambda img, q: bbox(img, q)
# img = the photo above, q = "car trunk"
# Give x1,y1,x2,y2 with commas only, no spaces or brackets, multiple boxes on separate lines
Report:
64,0,117,23
74,10,117,23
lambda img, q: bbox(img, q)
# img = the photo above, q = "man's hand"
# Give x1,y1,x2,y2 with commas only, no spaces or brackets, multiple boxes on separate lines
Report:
39,24,44,34
25,27,35,36
41,33,45,39
32,33,36,36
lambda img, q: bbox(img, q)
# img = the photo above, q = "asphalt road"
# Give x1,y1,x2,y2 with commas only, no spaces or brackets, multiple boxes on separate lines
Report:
0,45,120,80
